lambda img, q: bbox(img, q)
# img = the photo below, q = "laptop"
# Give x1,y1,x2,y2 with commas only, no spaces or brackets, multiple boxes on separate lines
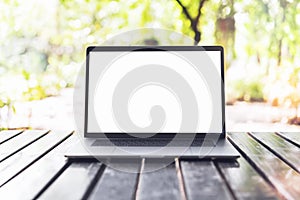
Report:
66,46,239,159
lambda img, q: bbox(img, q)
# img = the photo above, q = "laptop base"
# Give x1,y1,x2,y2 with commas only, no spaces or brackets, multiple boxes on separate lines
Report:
65,138,240,160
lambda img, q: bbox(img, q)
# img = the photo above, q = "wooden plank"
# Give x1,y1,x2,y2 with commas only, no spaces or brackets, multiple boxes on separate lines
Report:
228,132,300,200
88,159,141,200
0,130,23,144
277,132,300,147
136,159,181,200
180,160,232,200
0,134,77,199
0,130,48,162
37,162,103,199
0,130,72,187
250,132,300,173
217,158,280,200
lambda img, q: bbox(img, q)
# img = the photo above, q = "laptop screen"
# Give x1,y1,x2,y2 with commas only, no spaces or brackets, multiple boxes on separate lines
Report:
86,47,223,134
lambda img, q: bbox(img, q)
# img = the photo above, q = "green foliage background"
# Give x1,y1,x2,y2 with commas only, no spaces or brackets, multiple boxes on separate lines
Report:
0,0,300,109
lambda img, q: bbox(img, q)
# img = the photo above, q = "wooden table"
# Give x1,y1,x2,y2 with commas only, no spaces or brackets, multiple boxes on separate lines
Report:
0,130,299,199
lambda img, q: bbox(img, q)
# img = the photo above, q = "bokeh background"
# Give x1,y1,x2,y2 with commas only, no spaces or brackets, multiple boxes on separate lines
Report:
0,0,300,131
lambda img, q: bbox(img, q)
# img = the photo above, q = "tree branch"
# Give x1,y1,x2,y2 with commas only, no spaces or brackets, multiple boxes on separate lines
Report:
175,0,193,24
195,0,207,25
175,0,208,44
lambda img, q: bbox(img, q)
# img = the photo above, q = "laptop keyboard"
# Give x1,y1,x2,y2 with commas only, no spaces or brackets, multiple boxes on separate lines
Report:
91,138,216,147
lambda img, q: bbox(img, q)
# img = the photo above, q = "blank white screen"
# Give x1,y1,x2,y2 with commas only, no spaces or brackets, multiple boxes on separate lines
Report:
87,50,222,133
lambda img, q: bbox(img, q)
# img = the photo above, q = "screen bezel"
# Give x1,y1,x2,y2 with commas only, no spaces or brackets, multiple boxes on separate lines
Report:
84,46,226,139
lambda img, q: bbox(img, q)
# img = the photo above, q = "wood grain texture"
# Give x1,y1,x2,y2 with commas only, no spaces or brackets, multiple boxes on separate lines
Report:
38,162,103,200
181,161,232,200
0,133,76,199
229,132,300,200
88,159,141,200
250,132,300,172
0,131,299,199
0,130,72,187
217,158,280,200
136,159,181,200
0,130,23,144
0,130,48,162
277,132,300,147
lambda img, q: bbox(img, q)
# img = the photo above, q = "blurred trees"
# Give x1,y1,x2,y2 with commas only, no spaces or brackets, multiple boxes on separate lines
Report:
243,0,300,69
214,0,235,67
0,0,300,125
241,0,300,120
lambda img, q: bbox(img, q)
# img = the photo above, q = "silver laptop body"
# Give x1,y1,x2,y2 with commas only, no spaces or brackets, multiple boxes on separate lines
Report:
66,46,239,159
